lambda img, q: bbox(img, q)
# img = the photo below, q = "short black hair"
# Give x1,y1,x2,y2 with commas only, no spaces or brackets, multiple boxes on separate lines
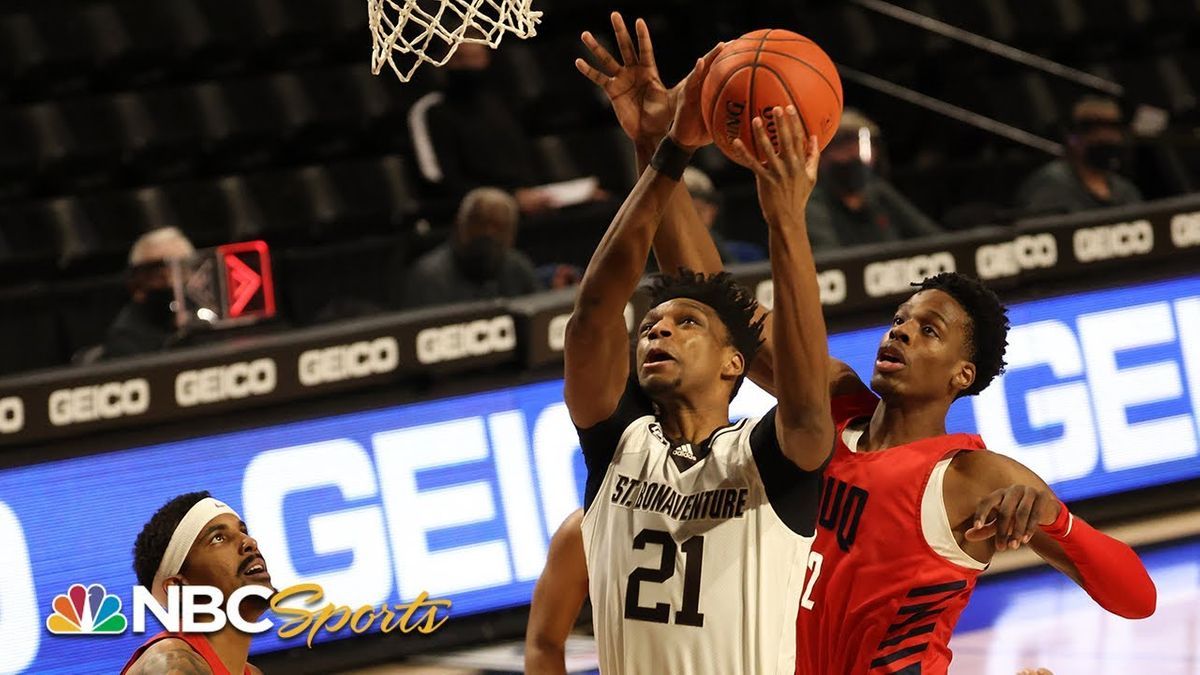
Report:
646,269,765,398
133,491,211,589
912,273,1009,397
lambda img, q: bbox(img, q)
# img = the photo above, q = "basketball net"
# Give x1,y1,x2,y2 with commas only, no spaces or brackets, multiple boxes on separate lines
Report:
368,0,541,82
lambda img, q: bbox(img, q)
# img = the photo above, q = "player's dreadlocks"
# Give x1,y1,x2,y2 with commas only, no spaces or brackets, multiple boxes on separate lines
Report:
647,269,766,398
132,491,211,589
913,273,1009,397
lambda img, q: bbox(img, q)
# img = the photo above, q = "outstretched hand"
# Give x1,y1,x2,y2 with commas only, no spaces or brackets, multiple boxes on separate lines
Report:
728,106,820,227
575,13,676,151
965,484,1061,552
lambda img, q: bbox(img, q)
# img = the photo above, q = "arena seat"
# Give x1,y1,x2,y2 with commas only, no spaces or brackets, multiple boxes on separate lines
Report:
52,273,129,360
273,234,406,324
323,156,421,239
0,203,60,284
0,110,38,200
192,78,289,172
275,68,371,161
0,283,64,375
159,179,239,247
117,88,206,182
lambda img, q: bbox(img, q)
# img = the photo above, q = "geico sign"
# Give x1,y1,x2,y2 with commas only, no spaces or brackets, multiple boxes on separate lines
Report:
0,396,24,434
974,295,1200,484
175,359,277,407
299,337,399,386
416,316,516,364
863,252,955,298
1072,220,1153,262
48,379,149,427
753,270,847,311
975,234,1058,280
1171,211,1200,249
241,404,587,608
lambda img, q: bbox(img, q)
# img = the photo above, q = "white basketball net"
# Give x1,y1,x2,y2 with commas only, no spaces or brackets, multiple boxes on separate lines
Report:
368,0,541,82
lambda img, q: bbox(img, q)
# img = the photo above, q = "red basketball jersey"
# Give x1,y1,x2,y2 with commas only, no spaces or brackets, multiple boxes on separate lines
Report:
120,631,253,675
795,389,988,675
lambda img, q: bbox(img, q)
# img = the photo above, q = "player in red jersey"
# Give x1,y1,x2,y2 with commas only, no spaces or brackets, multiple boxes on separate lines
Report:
123,491,272,675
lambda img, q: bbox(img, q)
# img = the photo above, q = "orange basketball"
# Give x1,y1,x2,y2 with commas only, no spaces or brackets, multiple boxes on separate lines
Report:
700,30,843,167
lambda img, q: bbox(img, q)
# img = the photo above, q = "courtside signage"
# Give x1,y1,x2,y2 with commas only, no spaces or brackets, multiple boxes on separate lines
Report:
1,274,1199,673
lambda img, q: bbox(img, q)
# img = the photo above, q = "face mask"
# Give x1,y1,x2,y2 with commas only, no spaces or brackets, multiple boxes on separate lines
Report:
140,287,178,329
1082,141,1128,172
453,236,505,283
825,159,870,195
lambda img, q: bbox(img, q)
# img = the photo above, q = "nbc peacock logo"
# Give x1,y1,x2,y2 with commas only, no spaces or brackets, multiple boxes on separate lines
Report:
46,583,128,635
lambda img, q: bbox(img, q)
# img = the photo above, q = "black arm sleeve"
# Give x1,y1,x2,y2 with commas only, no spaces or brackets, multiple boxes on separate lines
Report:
750,406,829,537
575,377,654,512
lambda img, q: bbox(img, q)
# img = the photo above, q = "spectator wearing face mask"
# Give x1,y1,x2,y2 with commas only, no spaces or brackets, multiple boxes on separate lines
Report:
1017,96,1142,214
101,227,195,360
401,187,541,308
804,109,944,251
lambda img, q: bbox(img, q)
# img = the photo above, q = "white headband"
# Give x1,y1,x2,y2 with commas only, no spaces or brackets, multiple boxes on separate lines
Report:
151,497,239,606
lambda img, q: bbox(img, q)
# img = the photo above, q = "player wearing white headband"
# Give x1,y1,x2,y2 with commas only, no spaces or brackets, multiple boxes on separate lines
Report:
122,491,273,675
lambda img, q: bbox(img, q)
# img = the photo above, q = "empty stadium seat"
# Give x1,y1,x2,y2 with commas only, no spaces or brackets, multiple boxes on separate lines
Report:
53,273,129,361
159,179,239,247
274,235,406,324
0,283,65,375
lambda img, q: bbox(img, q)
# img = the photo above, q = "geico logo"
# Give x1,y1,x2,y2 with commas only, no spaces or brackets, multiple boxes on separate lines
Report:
415,316,516,365
48,379,149,427
975,234,1058,280
1170,211,1200,249
972,295,1200,485
548,313,570,352
299,337,399,387
819,269,847,305
1072,219,1153,262
754,271,846,309
242,404,586,605
863,252,955,298
175,359,277,407
0,396,23,434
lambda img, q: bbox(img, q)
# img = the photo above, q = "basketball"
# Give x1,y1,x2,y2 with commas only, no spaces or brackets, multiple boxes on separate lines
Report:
701,30,844,167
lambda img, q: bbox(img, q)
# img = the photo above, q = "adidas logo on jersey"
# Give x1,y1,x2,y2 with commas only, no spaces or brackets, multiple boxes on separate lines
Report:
671,443,698,461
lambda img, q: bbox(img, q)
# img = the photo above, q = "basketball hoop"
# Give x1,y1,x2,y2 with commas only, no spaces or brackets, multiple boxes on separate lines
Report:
368,0,541,82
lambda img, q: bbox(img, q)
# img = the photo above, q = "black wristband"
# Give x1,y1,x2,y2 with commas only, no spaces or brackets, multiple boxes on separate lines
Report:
650,136,693,182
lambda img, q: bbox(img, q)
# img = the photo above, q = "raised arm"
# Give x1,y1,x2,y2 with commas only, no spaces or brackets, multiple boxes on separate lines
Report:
949,450,1156,619
565,44,721,428
525,510,588,675
726,108,833,471
576,14,723,279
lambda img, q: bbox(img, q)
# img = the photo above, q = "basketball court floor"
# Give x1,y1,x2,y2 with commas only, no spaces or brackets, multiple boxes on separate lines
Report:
353,534,1199,675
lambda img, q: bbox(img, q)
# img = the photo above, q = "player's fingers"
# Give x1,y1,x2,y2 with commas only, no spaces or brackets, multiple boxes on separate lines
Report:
730,139,766,176
964,521,997,542
773,106,797,165
993,489,1019,551
610,12,637,65
1009,488,1038,549
574,58,609,87
972,490,1003,531
752,117,783,174
635,18,657,72
805,133,821,181
580,32,621,77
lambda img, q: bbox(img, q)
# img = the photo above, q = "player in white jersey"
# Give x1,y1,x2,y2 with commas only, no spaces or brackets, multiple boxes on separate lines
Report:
563,24,834,674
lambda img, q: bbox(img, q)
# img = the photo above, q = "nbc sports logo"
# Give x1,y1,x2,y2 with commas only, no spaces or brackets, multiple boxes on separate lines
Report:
45,583,128,635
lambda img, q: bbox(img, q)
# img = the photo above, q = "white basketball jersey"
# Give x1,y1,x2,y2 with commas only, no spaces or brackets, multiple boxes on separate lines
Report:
581,413,813,675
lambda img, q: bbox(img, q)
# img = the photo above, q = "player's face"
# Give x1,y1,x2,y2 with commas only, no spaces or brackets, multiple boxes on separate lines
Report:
635,299,742,400
178,514,274,619
869,290,975,401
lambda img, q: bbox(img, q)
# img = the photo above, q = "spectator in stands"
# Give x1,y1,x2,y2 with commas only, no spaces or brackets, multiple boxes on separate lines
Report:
401,187,540,308
805,109,944,251
1017,96,1142,213
101,227,194,360
409,43,602,217
683,167,764,263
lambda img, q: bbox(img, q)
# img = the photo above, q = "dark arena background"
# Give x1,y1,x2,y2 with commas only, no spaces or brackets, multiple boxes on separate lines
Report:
1,0,1199,673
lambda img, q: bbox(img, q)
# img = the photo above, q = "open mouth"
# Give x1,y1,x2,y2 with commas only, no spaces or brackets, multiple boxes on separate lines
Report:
644,348,676,366
875,345,906,372
240,556,268,577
